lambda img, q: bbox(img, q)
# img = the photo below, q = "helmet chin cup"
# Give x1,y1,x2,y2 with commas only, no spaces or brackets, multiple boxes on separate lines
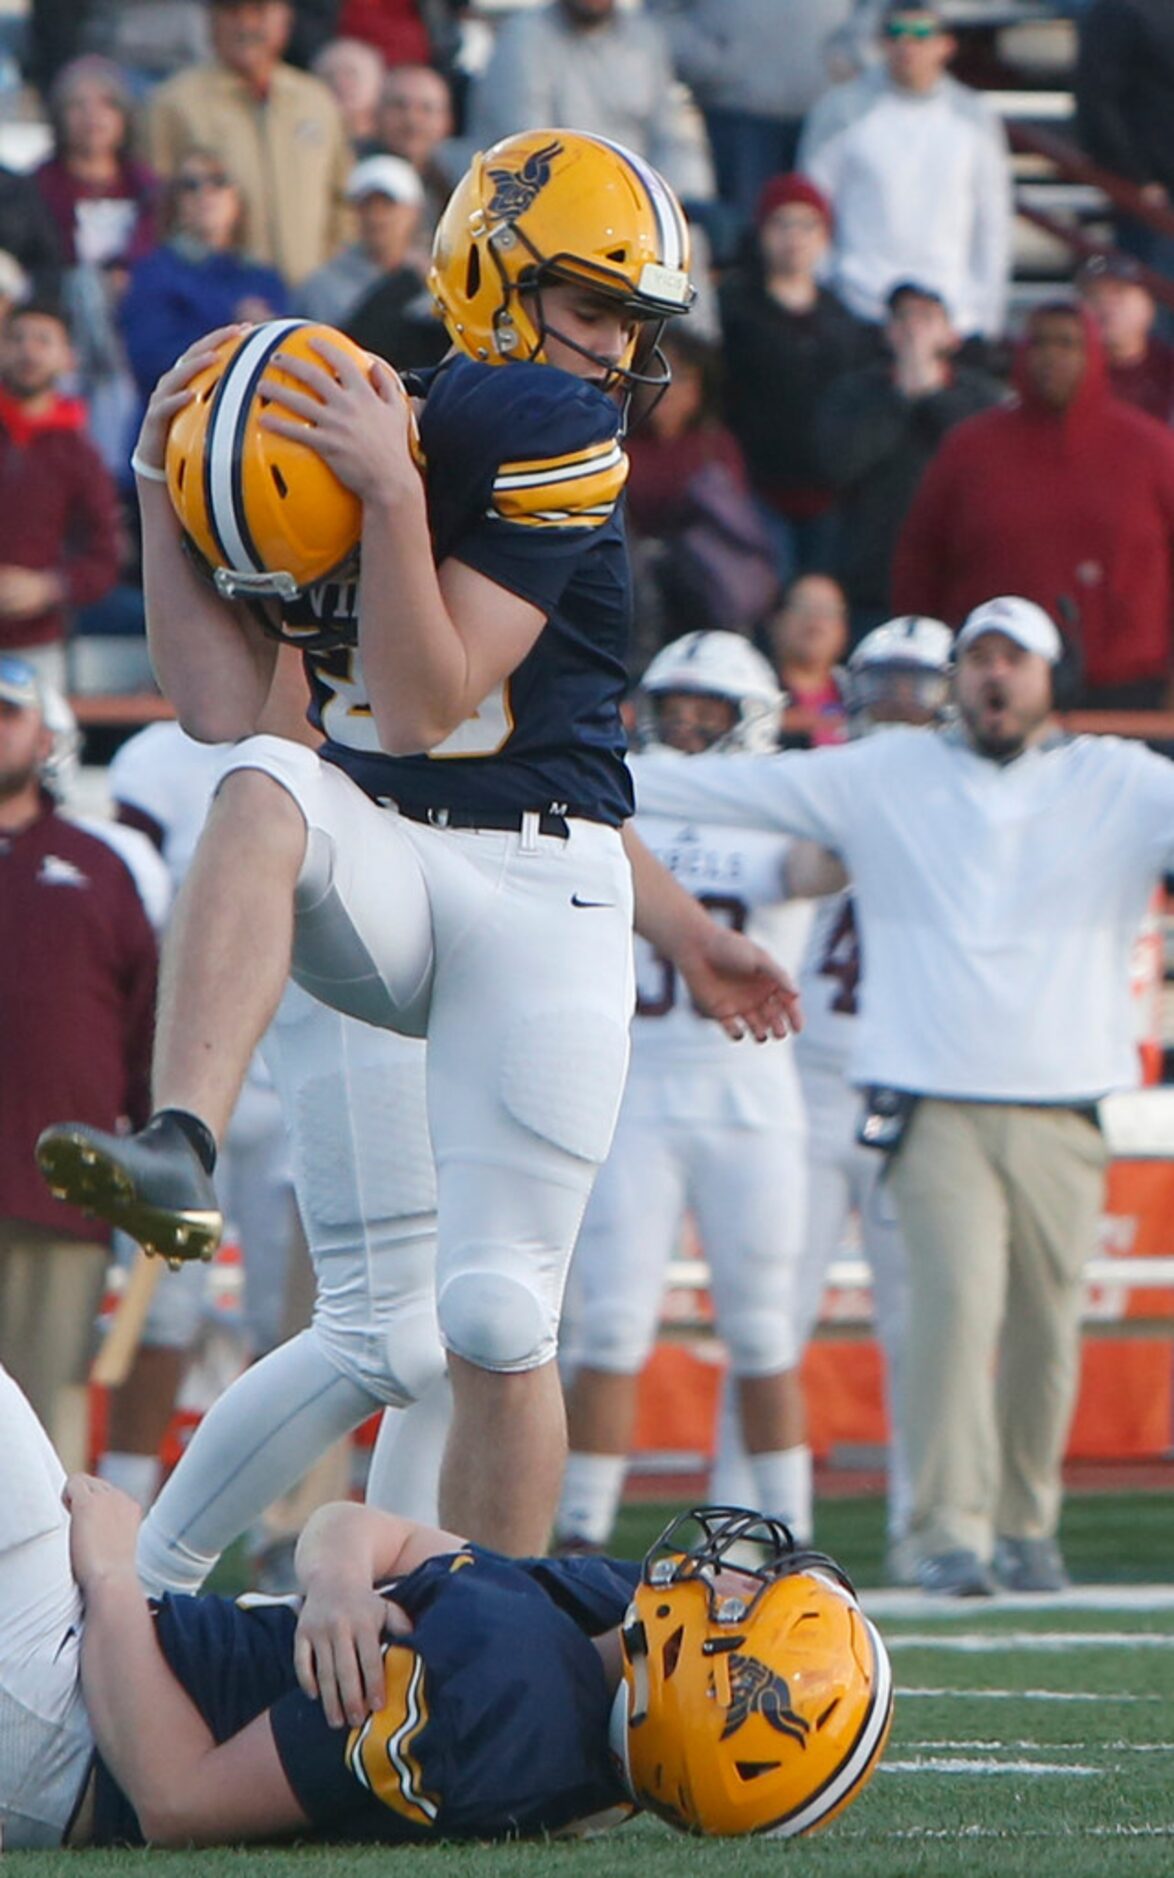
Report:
213,566,302,603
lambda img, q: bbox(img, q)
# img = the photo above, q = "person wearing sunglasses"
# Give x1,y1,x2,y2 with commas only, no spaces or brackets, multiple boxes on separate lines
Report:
797,2,1012,344
119,148,288,456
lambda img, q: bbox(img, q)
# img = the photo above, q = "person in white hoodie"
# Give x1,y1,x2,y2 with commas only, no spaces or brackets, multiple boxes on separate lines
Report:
797,1,1011,342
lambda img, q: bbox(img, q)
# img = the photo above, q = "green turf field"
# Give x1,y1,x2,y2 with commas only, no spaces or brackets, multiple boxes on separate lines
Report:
12,1491,1174,1877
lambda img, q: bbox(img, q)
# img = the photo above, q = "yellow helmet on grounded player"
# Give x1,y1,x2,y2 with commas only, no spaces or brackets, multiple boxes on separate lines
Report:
429,129,695,389
610,1507,893,1838
165,320,377,603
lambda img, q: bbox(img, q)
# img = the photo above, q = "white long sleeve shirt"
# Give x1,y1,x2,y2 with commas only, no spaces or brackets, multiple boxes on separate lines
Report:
798,69,1011,338
631,731,1174,1101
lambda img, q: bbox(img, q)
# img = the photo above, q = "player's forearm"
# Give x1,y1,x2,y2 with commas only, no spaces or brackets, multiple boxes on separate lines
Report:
356,484,473,752
295,1502,422,1590
139,484,278,740
626,823,719,960
79,1570,217,1840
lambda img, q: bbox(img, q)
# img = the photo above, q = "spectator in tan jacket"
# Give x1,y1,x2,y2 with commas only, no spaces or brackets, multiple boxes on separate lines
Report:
146,0,353,284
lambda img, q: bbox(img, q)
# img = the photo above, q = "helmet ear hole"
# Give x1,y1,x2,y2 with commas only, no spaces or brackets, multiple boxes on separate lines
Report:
661,1626,685,1680
465,244,481,300
270,464,288,499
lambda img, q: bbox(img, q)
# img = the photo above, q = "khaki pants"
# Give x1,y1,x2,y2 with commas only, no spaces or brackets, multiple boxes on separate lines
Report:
0,1223,110,1473
887,1101,1107,1563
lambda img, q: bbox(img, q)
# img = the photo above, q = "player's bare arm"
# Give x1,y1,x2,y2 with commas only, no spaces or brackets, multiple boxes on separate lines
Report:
292,1503,466,1729
67,1474,308,1845
624,824,802,1042
260,340,547,753
135,324,279,739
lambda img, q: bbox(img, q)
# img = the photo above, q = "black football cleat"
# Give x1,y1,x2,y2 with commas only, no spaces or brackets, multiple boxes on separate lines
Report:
36,1116,222,1265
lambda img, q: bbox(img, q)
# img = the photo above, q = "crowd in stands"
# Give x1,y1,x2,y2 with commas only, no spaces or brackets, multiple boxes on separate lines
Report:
2,0,1173,1602
0,0,1164,707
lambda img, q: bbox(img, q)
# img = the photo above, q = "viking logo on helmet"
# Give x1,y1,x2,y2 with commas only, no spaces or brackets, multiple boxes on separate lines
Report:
721,1655,811,1749
486,140,563,220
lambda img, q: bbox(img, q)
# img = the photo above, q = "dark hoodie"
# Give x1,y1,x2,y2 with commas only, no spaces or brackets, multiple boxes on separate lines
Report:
891,308,1174,688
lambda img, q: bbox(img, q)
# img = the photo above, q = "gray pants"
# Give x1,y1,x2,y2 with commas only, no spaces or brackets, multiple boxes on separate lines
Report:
888,1100,1107,1563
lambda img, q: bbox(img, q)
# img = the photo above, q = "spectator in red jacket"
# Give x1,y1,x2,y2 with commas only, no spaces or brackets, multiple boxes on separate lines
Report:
0,301,121,691
1077,252,1174,425
891,301,1174,707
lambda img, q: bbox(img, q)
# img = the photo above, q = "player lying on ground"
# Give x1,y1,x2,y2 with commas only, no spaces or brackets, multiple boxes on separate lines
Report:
0,1364,891,1849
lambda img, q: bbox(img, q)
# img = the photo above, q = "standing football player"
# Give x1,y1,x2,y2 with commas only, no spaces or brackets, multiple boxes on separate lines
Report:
708,617,955,1578
39,131,797,1556
557,632,814,1552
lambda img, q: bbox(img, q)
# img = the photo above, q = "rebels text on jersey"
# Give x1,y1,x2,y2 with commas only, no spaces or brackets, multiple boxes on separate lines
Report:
286,356,635,826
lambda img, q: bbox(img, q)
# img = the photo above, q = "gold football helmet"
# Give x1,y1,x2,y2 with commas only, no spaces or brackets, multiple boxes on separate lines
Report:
165,319,372,604
429,129,695,394
610,1507,893,1838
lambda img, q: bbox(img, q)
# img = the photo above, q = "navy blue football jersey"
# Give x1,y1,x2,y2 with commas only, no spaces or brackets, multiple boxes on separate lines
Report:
91,1549,640,1845
285,355,635,826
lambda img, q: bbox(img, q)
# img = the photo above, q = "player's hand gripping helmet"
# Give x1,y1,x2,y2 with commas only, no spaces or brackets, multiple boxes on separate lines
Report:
638,631,784,754
429,129,695,402
164,318,389,612
843,615,953,735
611,1507,893,1838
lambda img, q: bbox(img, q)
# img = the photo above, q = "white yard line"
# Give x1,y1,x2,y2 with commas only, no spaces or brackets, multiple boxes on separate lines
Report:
902,1738,1174,1752
882,1757,1102,1776
885,1630,1174,1650
898,1686,1162,1701
864,1585,1174,1620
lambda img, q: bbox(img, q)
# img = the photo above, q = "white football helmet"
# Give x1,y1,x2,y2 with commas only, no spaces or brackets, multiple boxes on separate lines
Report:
639,631,784,754
38,683,82,801
843,615,953,736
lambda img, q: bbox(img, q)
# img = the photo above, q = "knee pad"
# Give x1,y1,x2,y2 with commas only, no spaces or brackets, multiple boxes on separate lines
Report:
722,1307,799,1379
437,1268,556,1373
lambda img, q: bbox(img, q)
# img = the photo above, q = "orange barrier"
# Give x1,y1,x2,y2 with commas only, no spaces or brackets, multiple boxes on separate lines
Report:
632,1158,1174,1467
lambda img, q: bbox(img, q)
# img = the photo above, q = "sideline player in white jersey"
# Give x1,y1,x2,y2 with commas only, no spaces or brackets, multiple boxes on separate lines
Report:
100,719,304,1511
556,632,814,1551
709,618,955,1578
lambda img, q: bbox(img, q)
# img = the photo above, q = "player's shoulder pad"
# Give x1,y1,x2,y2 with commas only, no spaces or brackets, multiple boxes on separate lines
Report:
418,355,629,531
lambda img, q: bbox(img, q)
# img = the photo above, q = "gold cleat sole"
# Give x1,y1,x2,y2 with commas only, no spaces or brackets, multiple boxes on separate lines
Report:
35,1131,222,1264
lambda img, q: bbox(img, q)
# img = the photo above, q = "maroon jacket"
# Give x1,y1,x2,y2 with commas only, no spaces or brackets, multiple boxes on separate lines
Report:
0,386,121,650
33,154,158,268
0,798,157,1240
891,312,1174,687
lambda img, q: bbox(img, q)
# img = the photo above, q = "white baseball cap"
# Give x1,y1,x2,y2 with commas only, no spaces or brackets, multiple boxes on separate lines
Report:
954,596,1062,664
0,653,42,711
345,155,423,207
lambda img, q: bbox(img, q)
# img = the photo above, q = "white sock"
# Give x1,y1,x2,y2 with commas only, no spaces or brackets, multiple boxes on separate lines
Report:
555,1452,627,1546
747,1444,813,1543
97,1450,162,1510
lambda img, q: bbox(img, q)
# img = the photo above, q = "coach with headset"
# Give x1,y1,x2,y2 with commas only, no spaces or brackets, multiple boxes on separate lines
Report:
630,594,1174,1596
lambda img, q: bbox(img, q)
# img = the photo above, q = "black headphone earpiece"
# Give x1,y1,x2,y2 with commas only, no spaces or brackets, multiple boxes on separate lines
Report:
1053,601,1085,711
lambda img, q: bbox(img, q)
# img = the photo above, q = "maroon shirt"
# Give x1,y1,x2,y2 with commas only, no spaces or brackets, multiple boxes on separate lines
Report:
33,155,158,268
0,387,121,650
1107,338,1174,426
0,798,157,1240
